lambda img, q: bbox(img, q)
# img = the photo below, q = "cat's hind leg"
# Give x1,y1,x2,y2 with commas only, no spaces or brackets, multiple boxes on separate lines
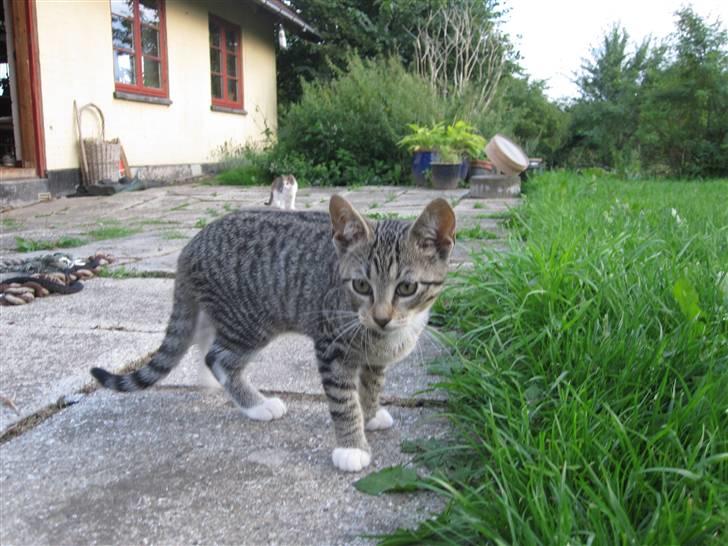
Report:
205,341,286,421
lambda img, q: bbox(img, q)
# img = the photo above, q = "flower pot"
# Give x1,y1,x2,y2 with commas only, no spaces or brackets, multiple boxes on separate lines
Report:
411,150,438,186
459,157,470,180
468,159,495,180
430,162,463,189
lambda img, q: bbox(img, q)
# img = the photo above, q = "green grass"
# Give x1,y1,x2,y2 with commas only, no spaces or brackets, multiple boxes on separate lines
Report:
85,224,141,241
14,236,87,252
96,266,173,279
367,211,401,221
1,218,24,230
13,221,142,252
135,219,178,226
194,218,207,228
457,225,499,240
160,229,188,240
382,172,728,545
214,164,267,186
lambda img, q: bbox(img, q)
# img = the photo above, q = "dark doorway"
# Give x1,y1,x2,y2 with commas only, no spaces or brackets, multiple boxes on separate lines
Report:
1,0,44,180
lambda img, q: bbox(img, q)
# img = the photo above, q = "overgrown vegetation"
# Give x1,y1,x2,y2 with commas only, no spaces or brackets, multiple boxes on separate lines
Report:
381,173,728,544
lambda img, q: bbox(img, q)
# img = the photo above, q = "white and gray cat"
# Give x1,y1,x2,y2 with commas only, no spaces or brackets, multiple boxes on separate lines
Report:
91,195,455,472
264,174,298,210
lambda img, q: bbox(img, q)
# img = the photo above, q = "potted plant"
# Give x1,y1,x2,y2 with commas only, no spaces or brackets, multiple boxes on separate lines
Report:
398,123,443,186
468,151,495,179
400,121,487,189
429,145,464,189
430,121,486,189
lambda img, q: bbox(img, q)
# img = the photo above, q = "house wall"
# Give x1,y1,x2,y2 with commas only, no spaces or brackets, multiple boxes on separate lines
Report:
34,0,277,175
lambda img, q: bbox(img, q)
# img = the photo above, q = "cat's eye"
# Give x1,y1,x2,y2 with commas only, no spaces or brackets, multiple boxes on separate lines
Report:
396,281,418,297
352,279,372,295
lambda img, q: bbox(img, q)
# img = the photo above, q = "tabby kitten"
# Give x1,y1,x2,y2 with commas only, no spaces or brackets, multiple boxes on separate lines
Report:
91,195,455,471
264,174,298,210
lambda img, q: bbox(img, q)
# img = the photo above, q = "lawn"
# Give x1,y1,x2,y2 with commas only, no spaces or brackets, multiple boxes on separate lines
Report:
382,172,728,545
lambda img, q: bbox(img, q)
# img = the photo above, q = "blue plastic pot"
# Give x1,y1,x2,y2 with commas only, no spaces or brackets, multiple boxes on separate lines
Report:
411,150,437,186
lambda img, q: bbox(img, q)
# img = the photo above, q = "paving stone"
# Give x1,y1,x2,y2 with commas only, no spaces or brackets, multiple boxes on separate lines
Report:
1,392,446,546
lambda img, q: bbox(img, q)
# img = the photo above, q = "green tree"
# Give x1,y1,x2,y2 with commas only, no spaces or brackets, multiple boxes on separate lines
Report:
276,0,445,105
567,25,651,170
639,8,728,176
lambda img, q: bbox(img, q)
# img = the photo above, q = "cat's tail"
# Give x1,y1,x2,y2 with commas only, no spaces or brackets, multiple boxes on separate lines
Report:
264,190,273,206
90,281,197,391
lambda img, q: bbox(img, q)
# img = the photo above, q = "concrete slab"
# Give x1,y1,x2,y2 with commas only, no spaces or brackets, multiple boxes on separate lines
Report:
0,325,160,432
0,391,446,546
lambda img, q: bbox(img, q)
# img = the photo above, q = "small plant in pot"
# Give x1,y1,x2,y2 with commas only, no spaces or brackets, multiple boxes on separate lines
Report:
400,121,486,189
398,123,443,186
429,145,465,189
430,121,486,189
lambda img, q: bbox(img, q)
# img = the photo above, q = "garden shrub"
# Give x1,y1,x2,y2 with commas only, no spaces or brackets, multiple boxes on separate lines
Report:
274,56,445,186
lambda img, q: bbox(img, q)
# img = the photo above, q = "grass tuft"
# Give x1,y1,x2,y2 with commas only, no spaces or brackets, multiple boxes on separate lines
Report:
384,173,728,545
14,236,87,252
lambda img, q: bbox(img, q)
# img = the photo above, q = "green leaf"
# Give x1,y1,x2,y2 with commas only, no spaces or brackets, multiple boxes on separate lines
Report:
353,465,421,495
672,277,703,322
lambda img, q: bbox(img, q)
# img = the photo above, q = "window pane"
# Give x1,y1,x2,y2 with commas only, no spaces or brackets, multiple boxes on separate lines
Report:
226,30,239,52
142,26,159,56
139,0,160,25
110,0,133,17
114,51,136,84
211,75,222,99
112,15,134,50
142,57,161,88
209,22,220,47
210,49,221,73
226,54,237,78
227,78,238,102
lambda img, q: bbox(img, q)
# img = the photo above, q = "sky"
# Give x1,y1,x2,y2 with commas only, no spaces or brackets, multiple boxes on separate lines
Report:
501,0,728,101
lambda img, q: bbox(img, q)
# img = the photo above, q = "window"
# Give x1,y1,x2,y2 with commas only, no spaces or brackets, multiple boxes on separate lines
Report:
209,16,243,110
110,0,168,98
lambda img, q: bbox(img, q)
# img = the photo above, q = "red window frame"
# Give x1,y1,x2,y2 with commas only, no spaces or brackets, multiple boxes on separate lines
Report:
209,15,244,109
111,0,169,98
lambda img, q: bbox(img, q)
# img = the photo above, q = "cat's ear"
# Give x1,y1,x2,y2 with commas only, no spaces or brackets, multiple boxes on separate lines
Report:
329,194,373,254
410,198,456,260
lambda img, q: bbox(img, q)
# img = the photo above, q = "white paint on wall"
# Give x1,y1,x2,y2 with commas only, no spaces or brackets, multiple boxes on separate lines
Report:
35,0,278,171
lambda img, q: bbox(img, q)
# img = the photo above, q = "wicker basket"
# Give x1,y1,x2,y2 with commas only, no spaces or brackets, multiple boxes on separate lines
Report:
84,137,121,183
74,102,121,185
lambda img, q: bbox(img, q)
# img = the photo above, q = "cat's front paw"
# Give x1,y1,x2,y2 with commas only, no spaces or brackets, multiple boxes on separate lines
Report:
241,397,287,421
332,448,371,472
365,408,394,431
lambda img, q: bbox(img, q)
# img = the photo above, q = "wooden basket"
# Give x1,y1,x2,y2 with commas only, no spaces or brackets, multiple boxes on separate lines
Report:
74,102,121,185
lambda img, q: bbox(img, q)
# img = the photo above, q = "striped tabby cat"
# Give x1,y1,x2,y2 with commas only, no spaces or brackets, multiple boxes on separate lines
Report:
91,195,455,471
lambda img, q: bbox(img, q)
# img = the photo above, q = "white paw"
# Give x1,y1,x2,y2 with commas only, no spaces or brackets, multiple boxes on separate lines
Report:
365,408,394,431
332,448,371,472
241,397,287,421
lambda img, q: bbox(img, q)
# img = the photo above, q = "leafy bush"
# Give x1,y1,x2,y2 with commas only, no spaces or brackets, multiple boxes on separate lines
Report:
274,56,445,186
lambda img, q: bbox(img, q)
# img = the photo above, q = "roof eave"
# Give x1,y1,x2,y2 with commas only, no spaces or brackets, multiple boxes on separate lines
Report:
249,0,320,40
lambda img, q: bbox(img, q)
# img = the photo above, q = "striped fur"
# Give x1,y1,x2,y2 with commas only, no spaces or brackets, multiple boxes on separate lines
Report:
90,195,455,471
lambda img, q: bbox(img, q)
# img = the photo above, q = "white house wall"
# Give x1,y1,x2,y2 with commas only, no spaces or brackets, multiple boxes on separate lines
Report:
35,0,278,173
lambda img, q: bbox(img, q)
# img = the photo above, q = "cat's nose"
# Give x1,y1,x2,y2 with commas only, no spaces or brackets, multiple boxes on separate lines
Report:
373,315,391,329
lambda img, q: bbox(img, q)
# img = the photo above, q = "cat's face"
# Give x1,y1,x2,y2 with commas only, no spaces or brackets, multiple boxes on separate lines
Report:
282,175,296,189
330,196,455,336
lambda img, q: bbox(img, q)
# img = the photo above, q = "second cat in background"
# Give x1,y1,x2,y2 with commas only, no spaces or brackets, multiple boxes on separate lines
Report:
264,174,298,210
